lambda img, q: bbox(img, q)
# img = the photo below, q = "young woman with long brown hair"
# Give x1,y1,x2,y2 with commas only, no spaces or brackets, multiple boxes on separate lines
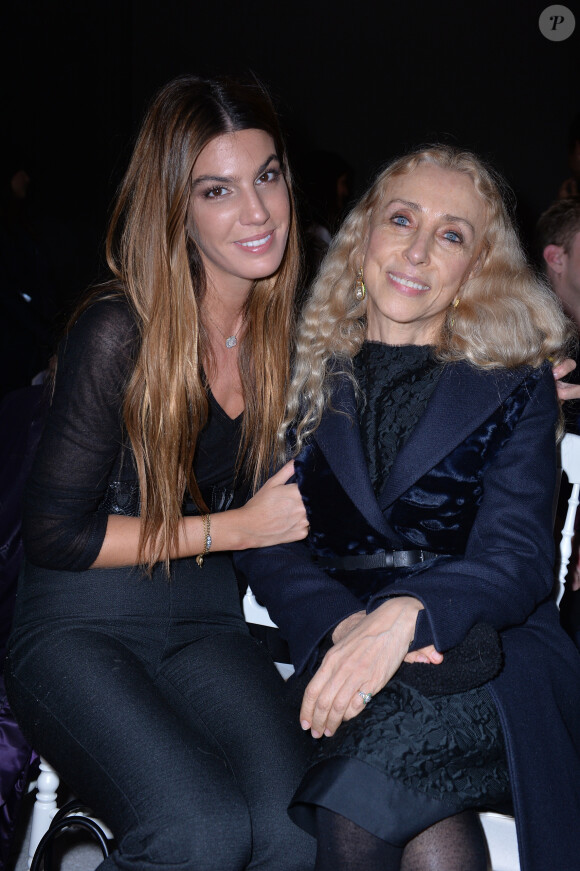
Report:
5,76,315,871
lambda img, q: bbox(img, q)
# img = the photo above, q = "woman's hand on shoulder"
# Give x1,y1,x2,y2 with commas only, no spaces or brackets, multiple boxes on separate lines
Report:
231,461,309,549
299,596,423,739
553,358,580,401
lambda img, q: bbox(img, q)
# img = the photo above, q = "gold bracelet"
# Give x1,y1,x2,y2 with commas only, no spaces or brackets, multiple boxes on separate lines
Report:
196,514,212,568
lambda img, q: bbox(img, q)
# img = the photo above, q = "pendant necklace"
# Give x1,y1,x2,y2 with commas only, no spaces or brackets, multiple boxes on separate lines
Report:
204,309,241,349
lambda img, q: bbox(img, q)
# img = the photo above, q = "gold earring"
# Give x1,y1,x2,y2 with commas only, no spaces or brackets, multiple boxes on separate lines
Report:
355,267,366,301
450,296,460,328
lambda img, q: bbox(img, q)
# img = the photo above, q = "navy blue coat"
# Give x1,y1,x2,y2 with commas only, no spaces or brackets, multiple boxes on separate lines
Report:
235,360,580,871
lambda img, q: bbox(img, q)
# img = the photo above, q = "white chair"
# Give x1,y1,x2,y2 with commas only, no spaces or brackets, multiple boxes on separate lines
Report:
243,588,295,680
27,759,112,869
242,432,580,871
557,432,580,605
27,758,60,869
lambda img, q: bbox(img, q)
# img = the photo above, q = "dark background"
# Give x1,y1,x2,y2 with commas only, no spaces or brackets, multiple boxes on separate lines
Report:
3,0,579,311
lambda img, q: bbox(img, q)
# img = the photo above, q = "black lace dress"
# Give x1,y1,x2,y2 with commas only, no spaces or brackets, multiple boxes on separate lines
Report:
289,343,512,846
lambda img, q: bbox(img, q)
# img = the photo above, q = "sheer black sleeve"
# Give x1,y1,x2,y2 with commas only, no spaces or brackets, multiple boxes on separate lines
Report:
22,297,139,570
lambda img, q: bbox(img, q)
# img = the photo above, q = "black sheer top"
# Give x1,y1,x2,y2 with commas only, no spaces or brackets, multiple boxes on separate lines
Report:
23,297,244,571
353,342,443,496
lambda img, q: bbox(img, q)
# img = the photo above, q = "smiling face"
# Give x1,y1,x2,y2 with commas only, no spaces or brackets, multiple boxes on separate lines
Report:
186,128,291,299
362,163,487,345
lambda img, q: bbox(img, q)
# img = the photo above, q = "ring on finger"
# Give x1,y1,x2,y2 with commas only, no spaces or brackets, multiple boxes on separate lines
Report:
358,691,372,706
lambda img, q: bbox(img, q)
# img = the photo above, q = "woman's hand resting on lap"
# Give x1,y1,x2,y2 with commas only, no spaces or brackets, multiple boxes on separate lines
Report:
300,596,428,739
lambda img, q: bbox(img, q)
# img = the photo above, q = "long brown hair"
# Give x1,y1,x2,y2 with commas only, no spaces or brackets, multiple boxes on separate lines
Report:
77,75,300,569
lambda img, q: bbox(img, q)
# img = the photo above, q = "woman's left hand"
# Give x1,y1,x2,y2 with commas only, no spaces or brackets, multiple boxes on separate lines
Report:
404,644,444,665
554,358,580,401
300,597,423,738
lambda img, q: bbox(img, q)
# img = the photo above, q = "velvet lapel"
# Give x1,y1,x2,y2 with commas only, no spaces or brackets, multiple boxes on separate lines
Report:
378,361,530,510
313,373,391,538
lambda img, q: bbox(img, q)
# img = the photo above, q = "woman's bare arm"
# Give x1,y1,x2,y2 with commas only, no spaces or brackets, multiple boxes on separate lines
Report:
92,460,308,566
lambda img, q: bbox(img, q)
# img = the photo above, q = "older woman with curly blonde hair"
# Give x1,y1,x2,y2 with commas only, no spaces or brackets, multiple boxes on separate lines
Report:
287,146,572,443
235,145,580,870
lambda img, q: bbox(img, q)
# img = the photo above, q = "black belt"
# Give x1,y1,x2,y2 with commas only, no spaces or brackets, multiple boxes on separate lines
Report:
316,549,441,571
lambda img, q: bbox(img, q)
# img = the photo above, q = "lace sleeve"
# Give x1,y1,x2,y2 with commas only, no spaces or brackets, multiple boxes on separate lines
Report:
22,297,139,570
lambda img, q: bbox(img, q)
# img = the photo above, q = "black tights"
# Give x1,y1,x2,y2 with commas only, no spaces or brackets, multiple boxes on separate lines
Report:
314,807,489,871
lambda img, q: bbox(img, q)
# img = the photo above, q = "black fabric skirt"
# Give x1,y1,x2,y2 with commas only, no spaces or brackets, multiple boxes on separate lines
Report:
288,677,512,846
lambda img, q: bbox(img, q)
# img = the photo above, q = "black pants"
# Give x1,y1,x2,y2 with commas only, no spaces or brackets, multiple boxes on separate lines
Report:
6,555,315,871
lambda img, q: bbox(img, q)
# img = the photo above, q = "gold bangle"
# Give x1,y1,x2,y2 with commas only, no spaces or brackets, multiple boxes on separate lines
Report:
196,514,212,568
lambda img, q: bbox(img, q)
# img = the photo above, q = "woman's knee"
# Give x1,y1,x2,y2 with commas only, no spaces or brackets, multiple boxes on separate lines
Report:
250,818,316,871
105,797,253,871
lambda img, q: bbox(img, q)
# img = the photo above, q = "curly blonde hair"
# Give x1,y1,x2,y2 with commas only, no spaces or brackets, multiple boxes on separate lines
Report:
285,144,574,451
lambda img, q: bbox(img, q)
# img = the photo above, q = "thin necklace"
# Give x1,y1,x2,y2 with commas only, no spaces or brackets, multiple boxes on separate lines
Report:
204,309,242,349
